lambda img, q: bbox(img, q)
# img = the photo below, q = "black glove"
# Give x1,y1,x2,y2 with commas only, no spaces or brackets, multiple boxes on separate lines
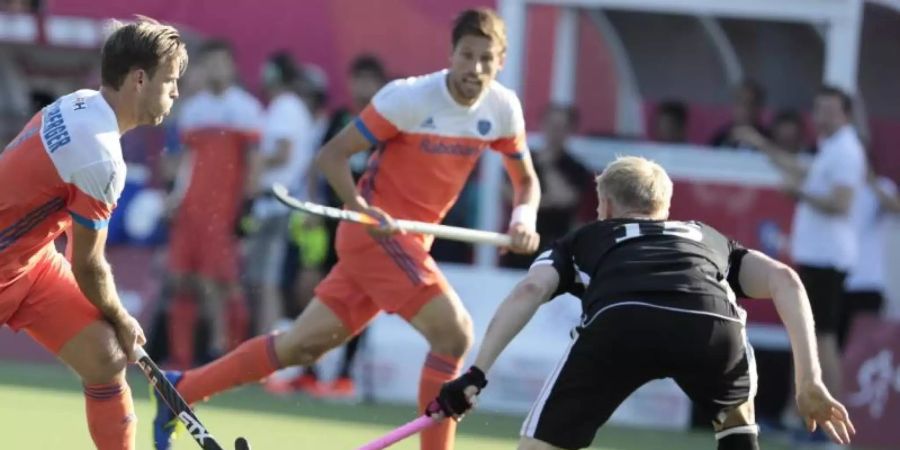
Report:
434,366,488,417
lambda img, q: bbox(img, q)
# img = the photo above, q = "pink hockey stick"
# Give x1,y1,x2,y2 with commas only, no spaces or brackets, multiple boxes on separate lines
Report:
356,415,440,450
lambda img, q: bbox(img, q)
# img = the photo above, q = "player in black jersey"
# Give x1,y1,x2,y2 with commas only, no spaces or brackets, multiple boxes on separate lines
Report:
433,156,854,450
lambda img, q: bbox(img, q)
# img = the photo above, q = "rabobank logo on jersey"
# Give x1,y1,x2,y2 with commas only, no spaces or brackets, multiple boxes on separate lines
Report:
419,136,483,157
42,100,72,153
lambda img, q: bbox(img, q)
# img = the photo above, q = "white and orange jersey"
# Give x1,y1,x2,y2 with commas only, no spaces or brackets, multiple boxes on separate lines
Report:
0,90,125,283
175,87,262,219
355,69,528,224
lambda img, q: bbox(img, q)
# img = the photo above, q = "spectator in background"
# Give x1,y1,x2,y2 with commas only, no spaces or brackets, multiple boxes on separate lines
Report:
502,104,593,269
652,100,688,143
770,109,812,155
841,166,900,346
164,40,263,366
245,51,316,335
272,54,389,398
296,63,331,147
0,0,37,13
736,86,866,446
709,79,768,149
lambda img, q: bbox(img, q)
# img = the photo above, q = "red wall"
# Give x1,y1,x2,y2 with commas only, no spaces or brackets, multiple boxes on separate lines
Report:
46,0,620,134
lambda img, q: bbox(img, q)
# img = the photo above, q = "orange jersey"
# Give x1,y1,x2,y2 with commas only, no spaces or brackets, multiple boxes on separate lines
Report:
354,70,527,226
0,90,125,283
175,87,262,220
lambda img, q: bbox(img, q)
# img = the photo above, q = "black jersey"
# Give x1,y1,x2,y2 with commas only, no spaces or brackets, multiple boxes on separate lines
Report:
534,218,749,321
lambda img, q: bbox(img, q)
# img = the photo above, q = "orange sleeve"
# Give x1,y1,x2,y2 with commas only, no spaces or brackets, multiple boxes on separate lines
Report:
357,104,401,144
493,131,527,159
66,161,122,230
69,187,115,229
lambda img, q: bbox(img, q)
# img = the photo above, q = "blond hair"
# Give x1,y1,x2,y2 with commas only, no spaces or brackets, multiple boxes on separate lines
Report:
101,16,187,90
452,8,507,53
595,156,673,217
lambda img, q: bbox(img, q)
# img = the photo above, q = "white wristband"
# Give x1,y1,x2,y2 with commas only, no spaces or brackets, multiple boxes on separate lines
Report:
509,204,537,230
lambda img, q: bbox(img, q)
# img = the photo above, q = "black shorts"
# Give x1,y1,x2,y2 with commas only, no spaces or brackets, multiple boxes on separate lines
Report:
839,290,883,347
521,305,756,450
797,265,847,334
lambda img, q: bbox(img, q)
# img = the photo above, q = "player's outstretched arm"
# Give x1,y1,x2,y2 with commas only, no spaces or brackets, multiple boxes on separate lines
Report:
737,250,819,385
737,250,855,444
70,223,146,362
435,266,559,418
473,265,558,371
502,153,541,254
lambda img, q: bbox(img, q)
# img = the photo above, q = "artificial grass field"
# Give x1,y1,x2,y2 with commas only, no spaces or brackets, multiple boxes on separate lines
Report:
0,362,834,449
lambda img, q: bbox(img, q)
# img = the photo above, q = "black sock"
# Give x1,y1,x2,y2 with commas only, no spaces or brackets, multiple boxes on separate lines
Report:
716,425,759,450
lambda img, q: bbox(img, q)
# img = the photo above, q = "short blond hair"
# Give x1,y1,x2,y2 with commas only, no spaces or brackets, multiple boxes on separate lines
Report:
595,156,673,217
101,16,187,90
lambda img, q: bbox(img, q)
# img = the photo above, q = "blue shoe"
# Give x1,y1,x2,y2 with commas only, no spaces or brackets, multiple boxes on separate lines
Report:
151,371,184,450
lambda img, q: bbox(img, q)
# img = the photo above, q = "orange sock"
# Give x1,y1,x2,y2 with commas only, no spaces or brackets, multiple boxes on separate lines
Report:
84,382,136,450
168,290,198,369
418,352,463,450
178,334,281,404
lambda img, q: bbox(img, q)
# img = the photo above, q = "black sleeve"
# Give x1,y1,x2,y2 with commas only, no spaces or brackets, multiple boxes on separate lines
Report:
726,240,750,299
530,234,578,299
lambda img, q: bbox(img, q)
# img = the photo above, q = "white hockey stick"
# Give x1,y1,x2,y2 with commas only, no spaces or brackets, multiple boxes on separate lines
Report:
271,184,512,247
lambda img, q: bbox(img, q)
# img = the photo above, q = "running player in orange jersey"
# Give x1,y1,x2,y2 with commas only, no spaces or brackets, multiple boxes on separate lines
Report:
0,18,186,450
152,8,539,450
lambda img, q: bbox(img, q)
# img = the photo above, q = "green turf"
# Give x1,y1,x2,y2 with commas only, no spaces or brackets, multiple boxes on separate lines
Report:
0,362,843,449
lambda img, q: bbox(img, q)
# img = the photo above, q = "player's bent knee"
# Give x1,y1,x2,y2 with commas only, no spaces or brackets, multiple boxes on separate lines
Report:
411,292,474,357
59,321,127,384
429,313,473,357
517,437,566,450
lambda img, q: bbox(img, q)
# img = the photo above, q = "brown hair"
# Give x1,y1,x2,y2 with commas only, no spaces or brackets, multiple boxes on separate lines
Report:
101,16,187,90
451,8,507,52
817,85,853,114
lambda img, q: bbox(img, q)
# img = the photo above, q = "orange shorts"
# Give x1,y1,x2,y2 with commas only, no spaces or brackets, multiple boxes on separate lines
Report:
0,247,103,353
168,213,240,282
314,222,451,335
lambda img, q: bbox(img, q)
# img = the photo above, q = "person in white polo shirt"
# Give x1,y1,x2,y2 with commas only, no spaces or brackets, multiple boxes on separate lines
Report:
736,86,866,413
841,169,900,345
246,51,317,334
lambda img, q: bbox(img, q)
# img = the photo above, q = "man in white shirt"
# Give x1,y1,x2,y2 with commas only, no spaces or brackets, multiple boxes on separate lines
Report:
246,51,317,334
841,171,900,345
736,86,867,435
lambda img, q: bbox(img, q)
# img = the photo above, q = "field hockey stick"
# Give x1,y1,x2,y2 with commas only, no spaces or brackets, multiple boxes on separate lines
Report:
135,348,251,450
271,183,513,247
355,415,440,450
